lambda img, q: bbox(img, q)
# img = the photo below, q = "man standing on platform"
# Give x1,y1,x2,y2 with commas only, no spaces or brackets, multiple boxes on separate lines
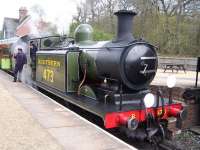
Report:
13,48,27,82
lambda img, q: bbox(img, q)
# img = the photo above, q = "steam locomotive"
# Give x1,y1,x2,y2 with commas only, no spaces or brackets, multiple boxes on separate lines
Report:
33,10,186,142
0,10,186,143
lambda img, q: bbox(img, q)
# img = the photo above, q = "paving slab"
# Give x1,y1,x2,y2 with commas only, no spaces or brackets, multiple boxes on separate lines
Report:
0,70,136,150
48,126,127,150
0,72,63,150
152,69,199,88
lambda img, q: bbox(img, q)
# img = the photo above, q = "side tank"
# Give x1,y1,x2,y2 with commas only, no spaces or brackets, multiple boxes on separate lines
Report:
76,10,158,90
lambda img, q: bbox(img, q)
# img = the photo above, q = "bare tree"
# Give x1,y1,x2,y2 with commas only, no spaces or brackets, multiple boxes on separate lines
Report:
71,0,200,56
158,0,195,53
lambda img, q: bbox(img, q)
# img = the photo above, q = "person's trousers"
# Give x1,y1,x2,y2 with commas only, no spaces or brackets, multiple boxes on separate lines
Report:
14,66,23,81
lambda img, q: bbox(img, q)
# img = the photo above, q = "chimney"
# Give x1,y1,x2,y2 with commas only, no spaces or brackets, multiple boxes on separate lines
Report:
114,10,136,43
19,7,28,23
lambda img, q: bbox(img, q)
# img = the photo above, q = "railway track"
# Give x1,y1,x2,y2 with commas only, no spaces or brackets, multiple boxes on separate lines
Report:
158,140,182,150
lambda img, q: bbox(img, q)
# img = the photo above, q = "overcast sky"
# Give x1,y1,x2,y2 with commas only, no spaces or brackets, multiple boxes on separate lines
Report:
0,0,84,33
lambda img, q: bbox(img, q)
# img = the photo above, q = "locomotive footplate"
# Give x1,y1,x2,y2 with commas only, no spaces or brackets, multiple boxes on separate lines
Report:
35,81,185,130
93,86,149,106
35,81,146,116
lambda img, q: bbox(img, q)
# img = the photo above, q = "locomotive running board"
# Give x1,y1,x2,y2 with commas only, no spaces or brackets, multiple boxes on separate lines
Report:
34,81,142,119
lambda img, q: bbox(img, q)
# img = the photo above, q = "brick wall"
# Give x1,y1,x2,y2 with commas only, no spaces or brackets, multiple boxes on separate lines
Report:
150,85,200,131
182,103,200,128
150,85,185,100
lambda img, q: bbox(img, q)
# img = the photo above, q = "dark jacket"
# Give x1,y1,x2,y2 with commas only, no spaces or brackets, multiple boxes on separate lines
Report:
14,52,27,69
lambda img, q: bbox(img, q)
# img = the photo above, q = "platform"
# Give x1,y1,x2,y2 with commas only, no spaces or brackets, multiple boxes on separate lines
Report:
0,70,136,150
151,69,200,88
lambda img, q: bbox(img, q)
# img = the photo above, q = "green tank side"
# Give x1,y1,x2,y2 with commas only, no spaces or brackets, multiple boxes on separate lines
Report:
36,53,66,92
36,51,80,93
67,52,80,92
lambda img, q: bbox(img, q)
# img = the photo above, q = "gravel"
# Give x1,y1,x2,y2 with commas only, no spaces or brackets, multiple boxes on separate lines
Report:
173,130,200,150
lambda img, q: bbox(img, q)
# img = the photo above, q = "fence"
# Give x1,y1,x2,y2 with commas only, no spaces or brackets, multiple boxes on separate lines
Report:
158,57,197,71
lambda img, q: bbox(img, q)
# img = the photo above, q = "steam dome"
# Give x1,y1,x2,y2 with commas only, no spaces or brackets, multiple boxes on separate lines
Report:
74,24,93,43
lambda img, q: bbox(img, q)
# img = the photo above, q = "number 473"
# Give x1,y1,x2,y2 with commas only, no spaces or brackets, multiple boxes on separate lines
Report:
43,68,54,83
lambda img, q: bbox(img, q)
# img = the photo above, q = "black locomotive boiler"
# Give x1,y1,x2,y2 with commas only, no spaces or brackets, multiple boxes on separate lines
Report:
33,10,186,142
